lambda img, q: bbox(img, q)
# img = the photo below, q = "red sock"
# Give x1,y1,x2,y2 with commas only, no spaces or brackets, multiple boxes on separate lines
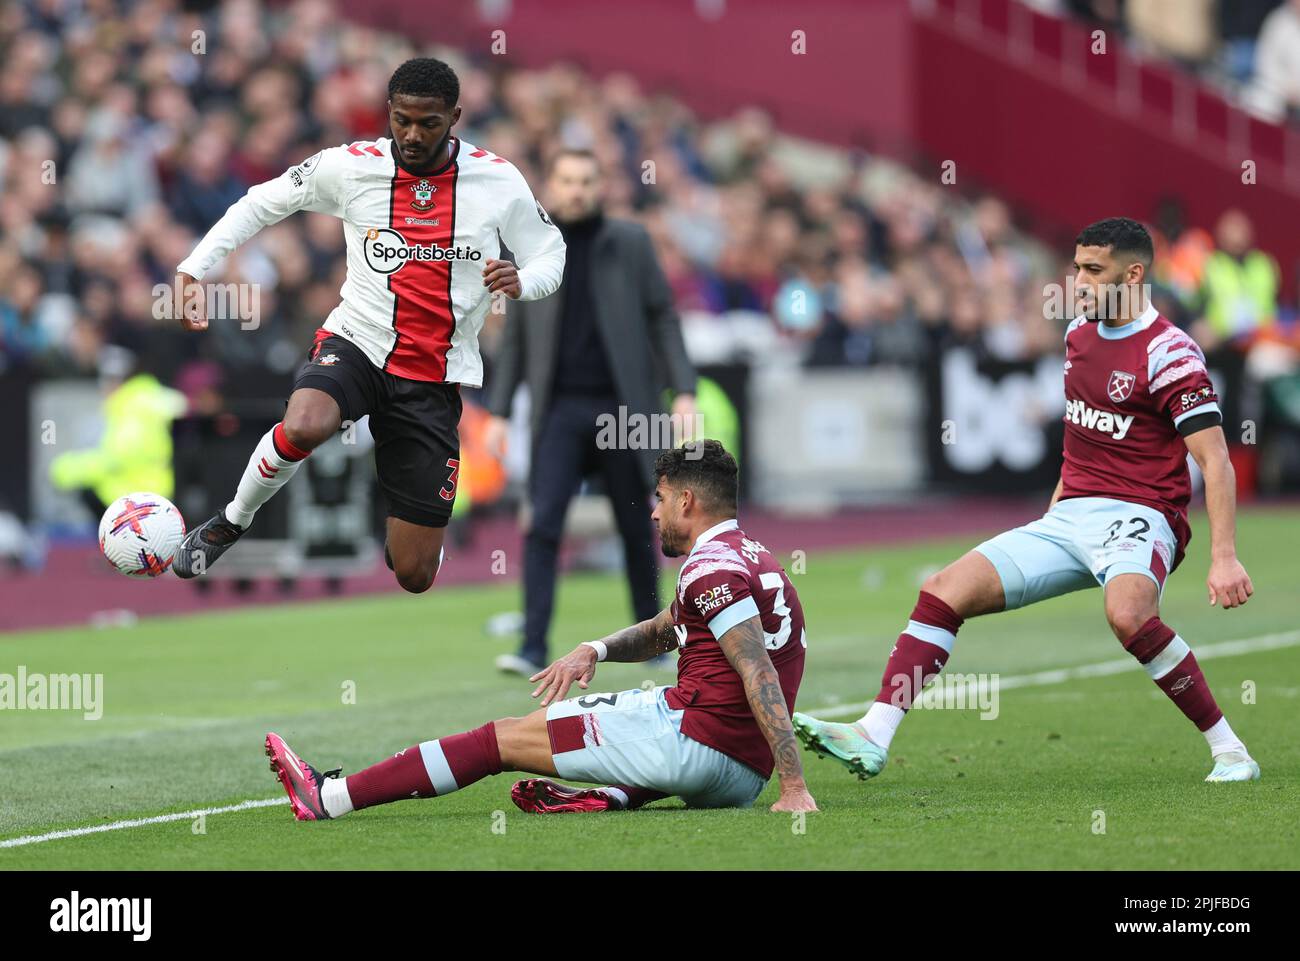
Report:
875,591,962,711
271,422,310,462
345,723,502,811
1124,618,1223,731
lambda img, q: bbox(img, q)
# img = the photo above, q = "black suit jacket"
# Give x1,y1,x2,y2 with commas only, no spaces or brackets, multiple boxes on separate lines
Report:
486,216,696,484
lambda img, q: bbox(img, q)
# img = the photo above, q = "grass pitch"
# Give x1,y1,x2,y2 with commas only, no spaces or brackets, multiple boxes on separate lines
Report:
2,508,1297,870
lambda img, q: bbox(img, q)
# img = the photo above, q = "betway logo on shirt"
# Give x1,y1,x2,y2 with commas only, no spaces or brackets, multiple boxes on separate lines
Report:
364,227,482,274
1064,398,1134,439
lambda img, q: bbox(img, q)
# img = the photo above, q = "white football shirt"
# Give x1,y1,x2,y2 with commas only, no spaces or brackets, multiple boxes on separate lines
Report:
176,136,566,385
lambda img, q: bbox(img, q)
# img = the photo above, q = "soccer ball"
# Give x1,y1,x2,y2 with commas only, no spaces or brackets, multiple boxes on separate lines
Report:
98,493,187,578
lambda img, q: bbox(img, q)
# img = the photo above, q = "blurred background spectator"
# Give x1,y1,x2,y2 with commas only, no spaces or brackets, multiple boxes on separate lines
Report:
1194,208,1280,350
1026,0,1300,124
1248,0,1300,121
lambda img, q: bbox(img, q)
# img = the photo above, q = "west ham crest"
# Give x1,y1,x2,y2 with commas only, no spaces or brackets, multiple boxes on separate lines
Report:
409,179,436,212
1107,370,1136,403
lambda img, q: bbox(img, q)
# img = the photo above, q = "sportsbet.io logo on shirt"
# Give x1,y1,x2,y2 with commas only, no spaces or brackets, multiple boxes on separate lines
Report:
363,227,482,274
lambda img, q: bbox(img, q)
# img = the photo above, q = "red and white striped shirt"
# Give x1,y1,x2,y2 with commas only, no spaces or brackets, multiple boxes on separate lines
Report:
177,137,566,385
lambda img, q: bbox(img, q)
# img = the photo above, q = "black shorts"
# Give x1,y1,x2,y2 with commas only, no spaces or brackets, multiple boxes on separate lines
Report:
294,333,461,528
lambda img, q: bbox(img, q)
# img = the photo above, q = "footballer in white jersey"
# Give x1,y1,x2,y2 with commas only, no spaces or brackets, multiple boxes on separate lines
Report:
171,58,565,592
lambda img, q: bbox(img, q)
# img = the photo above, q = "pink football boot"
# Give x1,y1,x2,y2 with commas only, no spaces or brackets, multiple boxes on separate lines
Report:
510,778,620,813
265,732,340,821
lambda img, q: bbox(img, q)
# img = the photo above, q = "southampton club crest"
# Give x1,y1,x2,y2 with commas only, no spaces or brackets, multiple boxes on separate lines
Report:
1107,370,1136,403
409,179,437,212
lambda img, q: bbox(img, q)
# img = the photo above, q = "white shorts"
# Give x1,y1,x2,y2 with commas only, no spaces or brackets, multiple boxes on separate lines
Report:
975,497,1177,611
544,685,767,809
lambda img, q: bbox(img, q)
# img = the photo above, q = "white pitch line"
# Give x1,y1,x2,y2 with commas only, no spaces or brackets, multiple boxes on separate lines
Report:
0,797,287,849
5,629,1297,850
801,628,1300,719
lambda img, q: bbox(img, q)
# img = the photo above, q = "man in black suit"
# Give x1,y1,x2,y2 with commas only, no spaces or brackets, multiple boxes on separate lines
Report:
485,148,697,674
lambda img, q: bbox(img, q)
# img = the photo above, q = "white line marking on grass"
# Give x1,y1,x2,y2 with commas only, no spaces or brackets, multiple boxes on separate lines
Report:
0,797,287,849
802,629,1300,719
7,630,1296,850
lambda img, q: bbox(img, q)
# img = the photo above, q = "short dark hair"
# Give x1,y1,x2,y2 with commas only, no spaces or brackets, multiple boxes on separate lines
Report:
1075,217,1154,269
654,440,738,514
388,58,460,107
546,147,600,176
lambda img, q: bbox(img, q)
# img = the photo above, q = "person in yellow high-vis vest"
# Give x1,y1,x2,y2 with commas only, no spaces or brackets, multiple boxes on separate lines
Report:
50,371,188,519
664,377,739,462
1197,209,1279,342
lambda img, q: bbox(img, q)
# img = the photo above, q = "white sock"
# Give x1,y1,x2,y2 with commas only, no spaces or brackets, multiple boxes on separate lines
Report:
321,776,354,818
602,786,630,810
1203,716,1247,759
225,424,309,529
857,702,905,750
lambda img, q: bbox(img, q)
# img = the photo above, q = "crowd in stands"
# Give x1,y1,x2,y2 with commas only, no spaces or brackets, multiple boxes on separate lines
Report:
1025,0,1300,124
0,0,1294,405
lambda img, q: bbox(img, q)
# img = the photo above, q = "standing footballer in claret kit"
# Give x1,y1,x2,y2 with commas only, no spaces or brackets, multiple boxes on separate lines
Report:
170,58,565,592
795,218,1260,784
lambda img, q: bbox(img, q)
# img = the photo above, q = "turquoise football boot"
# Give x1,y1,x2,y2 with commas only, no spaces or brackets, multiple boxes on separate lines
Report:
1204,751,1260,783
792,712,888,781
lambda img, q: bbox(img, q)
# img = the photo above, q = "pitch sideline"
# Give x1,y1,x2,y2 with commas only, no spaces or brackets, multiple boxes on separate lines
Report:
0,798,287,849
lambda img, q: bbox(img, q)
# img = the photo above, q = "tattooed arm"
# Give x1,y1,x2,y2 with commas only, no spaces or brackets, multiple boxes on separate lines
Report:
602,607,679,662
530,608,676,706
716,616,817,813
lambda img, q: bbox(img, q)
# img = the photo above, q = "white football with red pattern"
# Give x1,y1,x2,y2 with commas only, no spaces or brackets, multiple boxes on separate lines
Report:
97,493,187,578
